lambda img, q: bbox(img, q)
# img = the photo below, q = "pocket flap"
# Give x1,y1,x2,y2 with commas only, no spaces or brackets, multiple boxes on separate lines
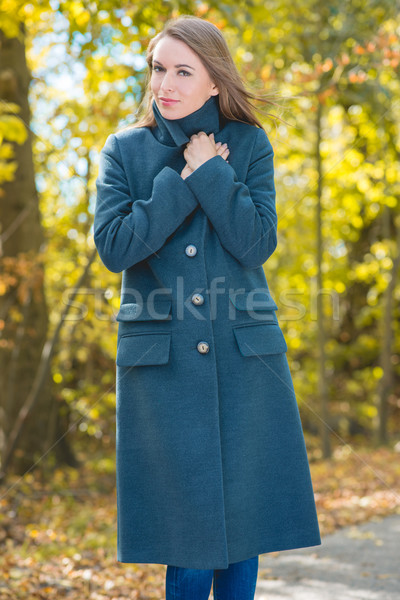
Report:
229,290,278,311
116,297,172,321
233,323,287,356
116,333,171,366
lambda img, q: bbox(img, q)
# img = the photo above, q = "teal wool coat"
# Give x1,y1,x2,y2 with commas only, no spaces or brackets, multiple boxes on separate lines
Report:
94,94,321,569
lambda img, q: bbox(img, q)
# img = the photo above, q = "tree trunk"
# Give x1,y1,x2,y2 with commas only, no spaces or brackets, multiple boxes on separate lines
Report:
0,247,97,476
377,210,400,445
0,23,52,474
315,100,331,459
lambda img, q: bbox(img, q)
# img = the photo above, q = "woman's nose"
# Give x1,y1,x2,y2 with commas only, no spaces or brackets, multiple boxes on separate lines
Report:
160,72,174,91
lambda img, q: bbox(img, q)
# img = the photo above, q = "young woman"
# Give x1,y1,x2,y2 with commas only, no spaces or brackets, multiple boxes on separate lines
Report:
94,14,321,600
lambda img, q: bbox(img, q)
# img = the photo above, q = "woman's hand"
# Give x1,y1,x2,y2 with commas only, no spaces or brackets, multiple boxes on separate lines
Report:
183,132,230,174
180,163,193,180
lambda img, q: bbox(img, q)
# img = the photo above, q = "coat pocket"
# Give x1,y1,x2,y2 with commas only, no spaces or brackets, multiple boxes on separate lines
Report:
116,332,171,366
229,290,278,311
116,297,172,322
232,323,288,357
229,290,278,323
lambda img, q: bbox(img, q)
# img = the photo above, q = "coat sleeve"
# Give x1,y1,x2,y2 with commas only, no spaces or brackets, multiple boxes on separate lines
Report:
183,127,277,269
94,133,199,273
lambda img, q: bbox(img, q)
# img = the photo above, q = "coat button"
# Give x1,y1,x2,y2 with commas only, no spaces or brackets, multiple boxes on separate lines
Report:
191,293,204,305
185,244,197,257
197,341,209,354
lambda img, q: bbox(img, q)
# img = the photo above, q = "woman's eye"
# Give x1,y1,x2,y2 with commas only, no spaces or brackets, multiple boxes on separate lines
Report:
152,66,190,77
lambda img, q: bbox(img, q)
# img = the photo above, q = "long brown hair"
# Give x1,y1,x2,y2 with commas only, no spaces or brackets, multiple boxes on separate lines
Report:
121,15,285,134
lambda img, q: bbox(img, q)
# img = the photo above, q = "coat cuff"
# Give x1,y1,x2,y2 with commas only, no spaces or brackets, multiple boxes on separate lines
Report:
184,155,230,199
157,165,199,214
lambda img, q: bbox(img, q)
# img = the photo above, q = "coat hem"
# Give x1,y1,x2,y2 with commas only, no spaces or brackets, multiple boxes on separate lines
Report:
116,534,322,570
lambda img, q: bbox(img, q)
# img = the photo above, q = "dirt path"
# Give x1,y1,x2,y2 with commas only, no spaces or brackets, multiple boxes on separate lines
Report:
255,513,400,599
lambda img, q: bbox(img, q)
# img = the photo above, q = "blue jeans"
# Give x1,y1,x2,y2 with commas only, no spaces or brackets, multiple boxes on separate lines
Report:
165,555,259,600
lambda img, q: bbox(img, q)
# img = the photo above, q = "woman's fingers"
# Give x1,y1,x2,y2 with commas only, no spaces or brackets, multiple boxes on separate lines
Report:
216,147,229,160
211,136,228,152
212,138,230,161
216,143,228,153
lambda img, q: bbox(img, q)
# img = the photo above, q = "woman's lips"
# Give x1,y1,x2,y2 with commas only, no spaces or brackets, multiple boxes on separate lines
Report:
160,98,179,106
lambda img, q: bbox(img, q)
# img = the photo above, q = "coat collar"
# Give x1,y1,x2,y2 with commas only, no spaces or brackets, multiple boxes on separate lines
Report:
151,94,223,147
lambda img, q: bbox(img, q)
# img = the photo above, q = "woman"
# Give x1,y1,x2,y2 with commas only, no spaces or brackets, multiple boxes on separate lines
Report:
94,14,321,600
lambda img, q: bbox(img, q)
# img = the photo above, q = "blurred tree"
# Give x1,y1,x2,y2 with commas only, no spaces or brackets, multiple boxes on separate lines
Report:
0,18,54,475
242,0,400,453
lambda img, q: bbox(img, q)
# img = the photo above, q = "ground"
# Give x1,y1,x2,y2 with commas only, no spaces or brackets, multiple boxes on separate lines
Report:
254,513,400,600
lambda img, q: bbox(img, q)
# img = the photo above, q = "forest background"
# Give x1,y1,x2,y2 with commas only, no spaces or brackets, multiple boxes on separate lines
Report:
0,1,399,598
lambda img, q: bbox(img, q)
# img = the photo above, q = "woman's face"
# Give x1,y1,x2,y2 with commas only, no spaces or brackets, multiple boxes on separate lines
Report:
151,36,219,119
